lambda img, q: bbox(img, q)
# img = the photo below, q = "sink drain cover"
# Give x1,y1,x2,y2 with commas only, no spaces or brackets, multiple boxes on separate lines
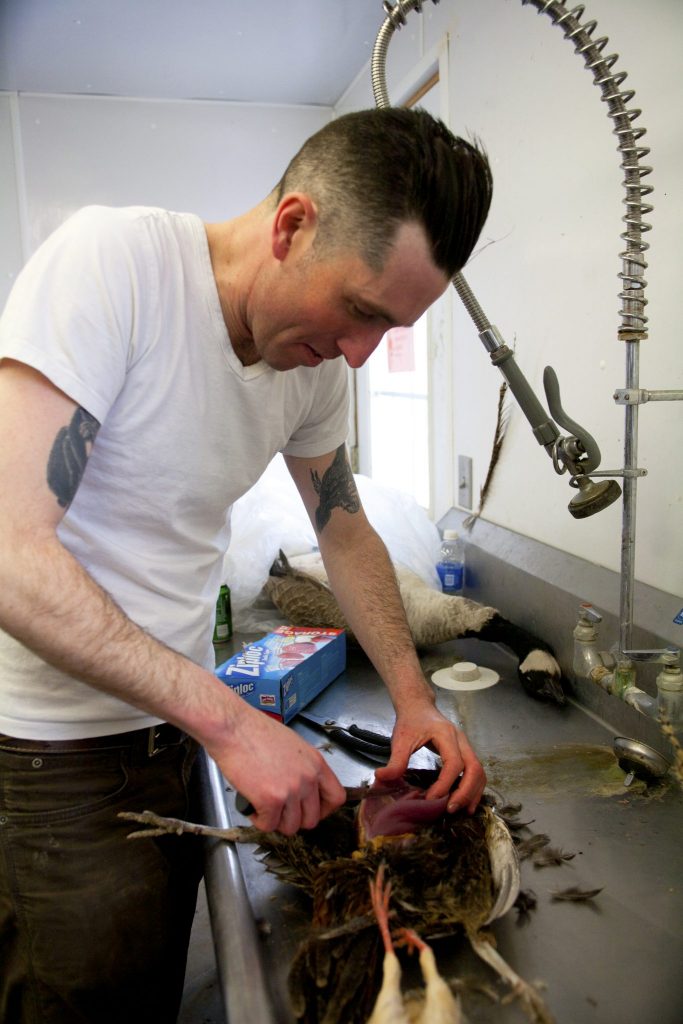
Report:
432,661,500,691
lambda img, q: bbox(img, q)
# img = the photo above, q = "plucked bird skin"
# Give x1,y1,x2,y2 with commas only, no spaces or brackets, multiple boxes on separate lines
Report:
265,552,565,704
358,777,449,843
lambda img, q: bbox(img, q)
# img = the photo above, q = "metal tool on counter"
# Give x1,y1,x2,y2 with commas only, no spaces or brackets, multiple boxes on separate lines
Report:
296,711,392,764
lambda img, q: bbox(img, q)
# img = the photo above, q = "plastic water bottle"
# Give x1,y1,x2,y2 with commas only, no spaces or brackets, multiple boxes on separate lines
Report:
436,530,465,595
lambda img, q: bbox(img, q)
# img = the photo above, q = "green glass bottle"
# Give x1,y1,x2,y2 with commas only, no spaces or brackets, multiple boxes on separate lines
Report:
213,584,233,644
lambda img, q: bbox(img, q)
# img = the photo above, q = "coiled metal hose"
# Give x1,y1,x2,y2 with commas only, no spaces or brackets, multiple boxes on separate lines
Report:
372,0,652,340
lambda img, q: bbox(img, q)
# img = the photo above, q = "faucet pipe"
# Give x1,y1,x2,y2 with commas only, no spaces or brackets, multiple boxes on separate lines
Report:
573,604,683,727
451,279,613,503
459,292,622,518
620,341,638,653
589,663,683,730
467,322,560,452
370,0,433,105
615,389,683,404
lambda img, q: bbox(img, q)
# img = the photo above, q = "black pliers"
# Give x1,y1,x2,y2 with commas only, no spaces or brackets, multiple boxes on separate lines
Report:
297,712,392,765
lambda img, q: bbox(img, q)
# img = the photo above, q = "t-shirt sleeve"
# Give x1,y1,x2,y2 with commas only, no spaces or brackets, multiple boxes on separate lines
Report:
281,358,350,458
0,206,147,423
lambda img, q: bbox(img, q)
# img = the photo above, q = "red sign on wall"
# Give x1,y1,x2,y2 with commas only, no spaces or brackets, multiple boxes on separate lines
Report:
386,326,415,372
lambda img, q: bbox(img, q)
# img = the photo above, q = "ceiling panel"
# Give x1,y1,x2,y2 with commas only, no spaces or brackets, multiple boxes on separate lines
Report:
0,0,389,106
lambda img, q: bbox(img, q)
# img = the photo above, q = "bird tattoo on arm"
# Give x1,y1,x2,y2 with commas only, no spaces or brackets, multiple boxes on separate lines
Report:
310,444,360,533
47,406,100,509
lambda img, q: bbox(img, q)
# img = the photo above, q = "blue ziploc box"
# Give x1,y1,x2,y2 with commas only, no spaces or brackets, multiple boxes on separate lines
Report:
214,626,346,723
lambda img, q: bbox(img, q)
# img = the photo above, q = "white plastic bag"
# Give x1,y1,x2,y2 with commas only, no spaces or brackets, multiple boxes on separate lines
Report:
223,454,441,630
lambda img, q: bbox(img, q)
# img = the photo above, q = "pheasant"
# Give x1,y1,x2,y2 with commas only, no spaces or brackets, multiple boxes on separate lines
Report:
121,772,554,1023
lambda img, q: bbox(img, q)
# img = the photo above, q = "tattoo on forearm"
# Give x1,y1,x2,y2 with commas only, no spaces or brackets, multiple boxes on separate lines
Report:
310,445,360,533
47,407,100,508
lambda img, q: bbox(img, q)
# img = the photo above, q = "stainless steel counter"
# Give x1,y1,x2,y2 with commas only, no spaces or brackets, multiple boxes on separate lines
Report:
202,635,683,1024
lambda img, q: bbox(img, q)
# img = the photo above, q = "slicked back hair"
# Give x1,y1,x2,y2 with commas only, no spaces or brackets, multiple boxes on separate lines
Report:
274,107,493,278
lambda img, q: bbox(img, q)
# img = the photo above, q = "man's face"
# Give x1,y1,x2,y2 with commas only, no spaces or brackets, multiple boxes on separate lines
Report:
245,220,450,372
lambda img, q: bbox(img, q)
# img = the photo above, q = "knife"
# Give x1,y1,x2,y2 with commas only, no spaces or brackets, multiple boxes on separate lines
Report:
234,782,370,817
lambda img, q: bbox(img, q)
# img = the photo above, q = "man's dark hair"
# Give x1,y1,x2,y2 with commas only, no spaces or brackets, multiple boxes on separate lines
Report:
274,107,493,278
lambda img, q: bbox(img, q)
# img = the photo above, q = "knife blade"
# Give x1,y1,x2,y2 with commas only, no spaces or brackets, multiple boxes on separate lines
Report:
234,783,370,818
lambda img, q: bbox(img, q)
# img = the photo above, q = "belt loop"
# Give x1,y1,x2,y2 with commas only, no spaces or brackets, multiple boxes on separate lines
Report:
147,727,162,758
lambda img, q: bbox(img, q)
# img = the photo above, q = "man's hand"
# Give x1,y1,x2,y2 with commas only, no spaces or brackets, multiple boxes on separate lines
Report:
373,702,487,815
204,706,347,835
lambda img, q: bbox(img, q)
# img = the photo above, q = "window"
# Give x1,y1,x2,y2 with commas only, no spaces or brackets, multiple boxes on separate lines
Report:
363,321,430,508
353,42,454,518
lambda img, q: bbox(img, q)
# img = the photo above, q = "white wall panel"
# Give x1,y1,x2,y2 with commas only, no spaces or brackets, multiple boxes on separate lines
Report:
15,94,330,254
0,94,25,308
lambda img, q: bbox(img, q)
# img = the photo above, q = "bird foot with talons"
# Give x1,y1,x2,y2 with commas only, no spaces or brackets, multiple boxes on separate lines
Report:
118,809,243,842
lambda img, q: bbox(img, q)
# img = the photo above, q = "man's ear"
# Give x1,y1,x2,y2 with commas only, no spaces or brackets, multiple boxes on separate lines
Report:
272,192,318,262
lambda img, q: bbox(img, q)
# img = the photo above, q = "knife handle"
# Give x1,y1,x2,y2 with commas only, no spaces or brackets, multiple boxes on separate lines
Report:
234,792,255,816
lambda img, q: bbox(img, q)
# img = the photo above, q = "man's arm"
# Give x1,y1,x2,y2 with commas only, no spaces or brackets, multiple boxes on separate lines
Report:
285,444,486,814
0,359,345,834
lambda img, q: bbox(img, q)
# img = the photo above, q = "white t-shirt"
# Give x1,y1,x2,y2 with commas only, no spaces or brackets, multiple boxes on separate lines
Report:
0,206,349,739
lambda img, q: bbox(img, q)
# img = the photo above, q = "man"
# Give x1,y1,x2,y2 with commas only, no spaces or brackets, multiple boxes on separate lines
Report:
0,108,493,1022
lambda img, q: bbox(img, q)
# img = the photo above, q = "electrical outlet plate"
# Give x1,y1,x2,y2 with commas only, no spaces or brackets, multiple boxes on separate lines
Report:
458,455,473,510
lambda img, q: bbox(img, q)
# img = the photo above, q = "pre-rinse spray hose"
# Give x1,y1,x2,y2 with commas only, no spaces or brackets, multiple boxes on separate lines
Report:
372,0,652,340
